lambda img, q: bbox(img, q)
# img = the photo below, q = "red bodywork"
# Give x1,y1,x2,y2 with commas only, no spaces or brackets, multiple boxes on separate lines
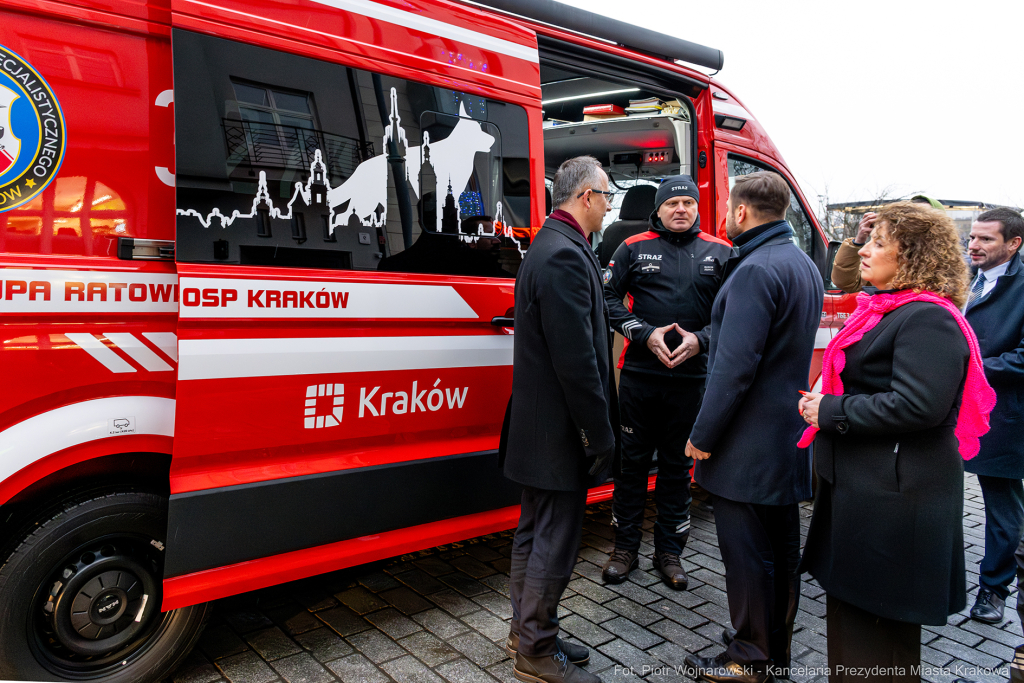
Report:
0,0,840,612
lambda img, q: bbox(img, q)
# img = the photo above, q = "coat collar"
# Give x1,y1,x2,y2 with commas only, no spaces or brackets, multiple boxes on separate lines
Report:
721,220,793,281
967,253,1022,313
543,215,601,273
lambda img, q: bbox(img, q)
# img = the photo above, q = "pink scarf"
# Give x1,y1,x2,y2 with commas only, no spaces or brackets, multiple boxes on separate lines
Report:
798,289,996,460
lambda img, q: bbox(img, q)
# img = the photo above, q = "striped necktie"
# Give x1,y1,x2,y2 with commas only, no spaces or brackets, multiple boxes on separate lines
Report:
967,272,986,308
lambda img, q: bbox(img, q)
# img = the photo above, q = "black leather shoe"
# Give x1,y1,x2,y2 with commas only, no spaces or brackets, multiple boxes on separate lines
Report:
505,631,589,665
655,551,689,590
602,548,638,584
684,651,773,683
971,588,1005,624
513,651,600,683
721,627,736,646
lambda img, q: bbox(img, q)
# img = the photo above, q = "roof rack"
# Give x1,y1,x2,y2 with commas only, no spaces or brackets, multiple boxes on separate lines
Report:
464,0,724,71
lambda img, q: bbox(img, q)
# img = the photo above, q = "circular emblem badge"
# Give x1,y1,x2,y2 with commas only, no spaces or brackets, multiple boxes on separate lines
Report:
0,44,66,212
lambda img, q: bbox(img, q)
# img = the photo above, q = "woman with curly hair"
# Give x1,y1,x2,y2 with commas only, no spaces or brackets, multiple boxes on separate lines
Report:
796,201,996,679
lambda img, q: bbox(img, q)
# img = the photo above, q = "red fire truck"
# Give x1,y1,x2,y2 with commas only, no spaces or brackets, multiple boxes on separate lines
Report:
0,0,846,679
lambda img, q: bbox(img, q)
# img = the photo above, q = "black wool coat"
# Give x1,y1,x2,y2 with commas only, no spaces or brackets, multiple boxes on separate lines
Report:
690,221,824,506
802,299,970,626
501,216,618,492
965,253,1024,478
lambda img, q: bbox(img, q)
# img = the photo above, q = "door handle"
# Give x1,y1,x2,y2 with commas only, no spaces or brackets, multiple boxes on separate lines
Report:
491,316,514,327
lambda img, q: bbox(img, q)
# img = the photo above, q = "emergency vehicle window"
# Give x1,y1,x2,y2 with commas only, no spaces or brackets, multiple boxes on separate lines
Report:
172,30,529,277
727,156,816,259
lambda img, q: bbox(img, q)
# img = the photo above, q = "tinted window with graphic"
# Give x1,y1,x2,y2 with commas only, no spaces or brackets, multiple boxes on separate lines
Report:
173,30,530,277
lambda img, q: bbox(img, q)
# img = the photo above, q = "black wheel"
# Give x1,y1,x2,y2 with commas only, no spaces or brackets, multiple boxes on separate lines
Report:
0,491,209,682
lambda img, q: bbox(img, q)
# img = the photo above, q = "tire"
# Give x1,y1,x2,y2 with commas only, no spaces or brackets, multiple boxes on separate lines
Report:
0,491,209,682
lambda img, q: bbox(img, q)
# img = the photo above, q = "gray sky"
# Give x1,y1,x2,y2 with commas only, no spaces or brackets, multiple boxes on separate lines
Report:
558,0,1024,210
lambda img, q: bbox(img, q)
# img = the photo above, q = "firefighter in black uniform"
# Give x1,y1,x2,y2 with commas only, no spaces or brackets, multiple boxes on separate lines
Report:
601,175,731,589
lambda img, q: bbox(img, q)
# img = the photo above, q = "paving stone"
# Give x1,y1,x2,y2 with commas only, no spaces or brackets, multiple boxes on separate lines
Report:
604,580,661,605
572,560,606,583
332,586,385,616
414,608,473,639
560,595,616,624
264,603,324,637
294,626,354,663
346,629,406,664
450,555,499,578
472,592,513,619
434,658,499,683
414,556,456,577
316,605,370,637
430,589,482,617
485,661,519,683
269,652,335,683
648,599,709,629
478,573,510,597
199,624,249,660
395,568,447,594
215,651,278,683
565,578,617,604
440,571,491,597
558,614,614,647
604,597,662,626
246,626,303,661
922,622,984,647
381,654,447,683
466,544,504,563
222,609,274,634
929,637,1002,668
647,581,708,608
380,586,433,615
400,629,462,666
290,585,338,613
601,616,664,649
325,653,390,683
173,649,225,683
359,571,402,593
449,631,508,667
648,617,715,651
365,607,422,639
461,609,511,642
598,638,662,672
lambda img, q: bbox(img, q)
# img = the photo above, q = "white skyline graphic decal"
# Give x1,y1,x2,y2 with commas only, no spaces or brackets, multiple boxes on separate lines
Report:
177,87,523,253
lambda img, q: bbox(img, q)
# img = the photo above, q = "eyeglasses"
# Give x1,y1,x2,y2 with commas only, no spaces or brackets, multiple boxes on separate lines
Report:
577,188,616,199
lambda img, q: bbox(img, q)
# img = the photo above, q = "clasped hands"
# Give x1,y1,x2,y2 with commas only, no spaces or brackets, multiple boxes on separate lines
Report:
646,323,699,369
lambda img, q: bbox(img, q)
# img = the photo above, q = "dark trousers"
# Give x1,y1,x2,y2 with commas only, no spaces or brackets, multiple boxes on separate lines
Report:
611,371,700,555
977,475,1024,599
714,496,800,670
509,485,588,657
826,594,920,683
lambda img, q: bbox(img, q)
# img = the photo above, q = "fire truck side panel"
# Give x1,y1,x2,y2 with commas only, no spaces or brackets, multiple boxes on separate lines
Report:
0,7,178,515
163,2,541,583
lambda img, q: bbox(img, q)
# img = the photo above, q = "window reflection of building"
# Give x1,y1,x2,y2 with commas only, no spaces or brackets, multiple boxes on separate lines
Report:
0,176,130,256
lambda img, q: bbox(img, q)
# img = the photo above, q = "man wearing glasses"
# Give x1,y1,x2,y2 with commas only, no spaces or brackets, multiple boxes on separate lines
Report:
501,156,616,683
600,175,731,590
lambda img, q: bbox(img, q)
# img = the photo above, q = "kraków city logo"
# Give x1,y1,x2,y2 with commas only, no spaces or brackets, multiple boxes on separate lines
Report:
0,43,66,212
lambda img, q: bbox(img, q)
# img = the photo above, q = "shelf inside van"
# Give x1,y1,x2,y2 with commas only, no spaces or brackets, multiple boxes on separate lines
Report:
543,113,691,179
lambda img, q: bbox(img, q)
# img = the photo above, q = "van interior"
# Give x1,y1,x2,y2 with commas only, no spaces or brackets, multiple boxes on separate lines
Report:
540,61,695,229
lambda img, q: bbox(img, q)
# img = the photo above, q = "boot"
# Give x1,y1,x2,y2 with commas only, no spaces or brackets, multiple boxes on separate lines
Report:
601,548,638,584
513,651,602,683
505,630,589,665
654,551,688,590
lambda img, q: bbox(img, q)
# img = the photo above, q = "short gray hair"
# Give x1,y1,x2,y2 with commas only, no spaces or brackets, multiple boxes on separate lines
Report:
551,156,604,210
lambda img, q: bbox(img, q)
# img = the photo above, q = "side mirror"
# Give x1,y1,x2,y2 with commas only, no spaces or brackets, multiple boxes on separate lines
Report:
824,240,843,290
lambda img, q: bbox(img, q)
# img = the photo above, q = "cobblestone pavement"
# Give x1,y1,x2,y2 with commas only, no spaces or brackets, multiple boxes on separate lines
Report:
168,473,1019,683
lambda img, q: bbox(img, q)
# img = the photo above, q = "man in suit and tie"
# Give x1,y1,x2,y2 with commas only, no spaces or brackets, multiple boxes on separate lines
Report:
501,155,617,683
962,207,1024,625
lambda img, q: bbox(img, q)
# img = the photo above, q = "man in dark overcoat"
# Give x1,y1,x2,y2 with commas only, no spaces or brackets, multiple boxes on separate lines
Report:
683,172,824,683
501,155,617,683
962,207,1024,625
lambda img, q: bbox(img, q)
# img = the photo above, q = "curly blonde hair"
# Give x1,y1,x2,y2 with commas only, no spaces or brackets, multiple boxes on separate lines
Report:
874,201,968,308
